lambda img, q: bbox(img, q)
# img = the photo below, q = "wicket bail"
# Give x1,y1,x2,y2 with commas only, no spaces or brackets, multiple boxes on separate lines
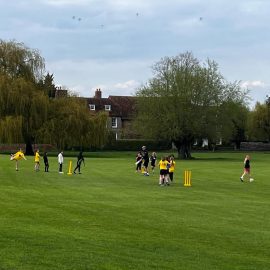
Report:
184,170,192,187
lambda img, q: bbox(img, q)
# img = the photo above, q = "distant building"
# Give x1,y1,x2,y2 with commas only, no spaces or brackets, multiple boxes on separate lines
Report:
85,89,137,140
54,86,68,98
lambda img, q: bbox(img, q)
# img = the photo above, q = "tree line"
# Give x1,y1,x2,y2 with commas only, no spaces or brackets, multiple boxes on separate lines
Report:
0,40,269,158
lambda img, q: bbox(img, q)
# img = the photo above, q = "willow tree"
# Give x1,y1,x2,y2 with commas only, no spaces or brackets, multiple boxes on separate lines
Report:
0,40,44,81
0,115,23,143
36,97,108,150
0,40,48,154
135,52,247,159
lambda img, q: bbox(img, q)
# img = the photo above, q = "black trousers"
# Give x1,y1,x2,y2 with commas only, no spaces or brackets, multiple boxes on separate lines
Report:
74,161,82,173
44,162,49,172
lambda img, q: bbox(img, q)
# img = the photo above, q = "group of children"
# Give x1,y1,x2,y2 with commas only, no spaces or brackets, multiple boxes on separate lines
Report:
136,147,254,186
135,150,157,175
10,149,85,174
10,148,52,172
158,155,176,186
135,146,176,186
9,147,254,184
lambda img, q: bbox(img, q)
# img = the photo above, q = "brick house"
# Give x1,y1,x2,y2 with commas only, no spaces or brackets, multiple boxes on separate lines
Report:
85,89,137,140
54,87,68,98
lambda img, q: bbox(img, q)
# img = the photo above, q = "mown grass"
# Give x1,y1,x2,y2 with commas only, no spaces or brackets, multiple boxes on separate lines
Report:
0,151,269,270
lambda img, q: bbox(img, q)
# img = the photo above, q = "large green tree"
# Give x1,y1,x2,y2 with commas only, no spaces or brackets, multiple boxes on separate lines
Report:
0,39,48,154
0,40,44,81
135,52,248,159
36,98,108,150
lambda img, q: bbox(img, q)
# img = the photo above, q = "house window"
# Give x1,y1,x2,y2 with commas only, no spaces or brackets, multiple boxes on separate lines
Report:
105,105,111,111
89,104,95,110
112,117,117,128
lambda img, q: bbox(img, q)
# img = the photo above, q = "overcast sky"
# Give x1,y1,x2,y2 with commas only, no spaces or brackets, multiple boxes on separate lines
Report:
1,0,270,107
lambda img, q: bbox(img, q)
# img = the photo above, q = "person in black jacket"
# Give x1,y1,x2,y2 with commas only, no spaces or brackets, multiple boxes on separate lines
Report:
43,152,49,172
142,146,150,176
73,151,85,174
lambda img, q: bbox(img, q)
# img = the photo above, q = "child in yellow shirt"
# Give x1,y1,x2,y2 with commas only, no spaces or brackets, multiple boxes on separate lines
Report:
169,155,176,182
158,156,169,186
34,149,40,172
10,148,27,171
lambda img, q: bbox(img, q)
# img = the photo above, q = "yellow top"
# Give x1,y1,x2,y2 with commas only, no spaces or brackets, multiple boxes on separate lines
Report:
34,152,40,162
159,160,169,170
169,160,175,172
13,151,26,161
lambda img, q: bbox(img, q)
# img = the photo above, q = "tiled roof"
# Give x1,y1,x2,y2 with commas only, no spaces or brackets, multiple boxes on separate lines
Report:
85,94,137,118
86,97,113,110
108,96,136,118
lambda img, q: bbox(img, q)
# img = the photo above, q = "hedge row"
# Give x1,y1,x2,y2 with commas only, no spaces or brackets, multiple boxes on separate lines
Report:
101,139,172,151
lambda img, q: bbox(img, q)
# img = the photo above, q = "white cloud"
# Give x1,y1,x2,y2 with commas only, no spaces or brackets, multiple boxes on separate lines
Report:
113,80,139,89
240,80,269,108
46,58,152,98
42,0,91,6
1,0,270,106
239,1,270,15
107,0,150,9
170,17,203,30
241,80,266,89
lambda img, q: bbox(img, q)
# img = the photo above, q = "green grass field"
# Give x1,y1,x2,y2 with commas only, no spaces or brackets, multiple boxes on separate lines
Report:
0,152,269,270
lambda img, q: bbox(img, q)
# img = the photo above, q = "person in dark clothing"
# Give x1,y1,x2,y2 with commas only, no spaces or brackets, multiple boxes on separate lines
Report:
135,151,143,173
73,151,85,174
150,152,157,173
43,152,49,172
142,146,150,176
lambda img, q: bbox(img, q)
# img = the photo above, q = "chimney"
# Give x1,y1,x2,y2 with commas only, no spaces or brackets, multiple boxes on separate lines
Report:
94,88,102,99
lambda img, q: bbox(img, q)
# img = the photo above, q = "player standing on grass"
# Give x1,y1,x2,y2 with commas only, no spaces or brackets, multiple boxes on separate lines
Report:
73,151,85,174
135,151,143,173
43,152,49,172
158,156,169,186
169,155,176,182
141,146,150,176
58,151,64,174
150,152,157,173
240,155,254,182
34,149,40,172
10,148,27,171
165,156,171,185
